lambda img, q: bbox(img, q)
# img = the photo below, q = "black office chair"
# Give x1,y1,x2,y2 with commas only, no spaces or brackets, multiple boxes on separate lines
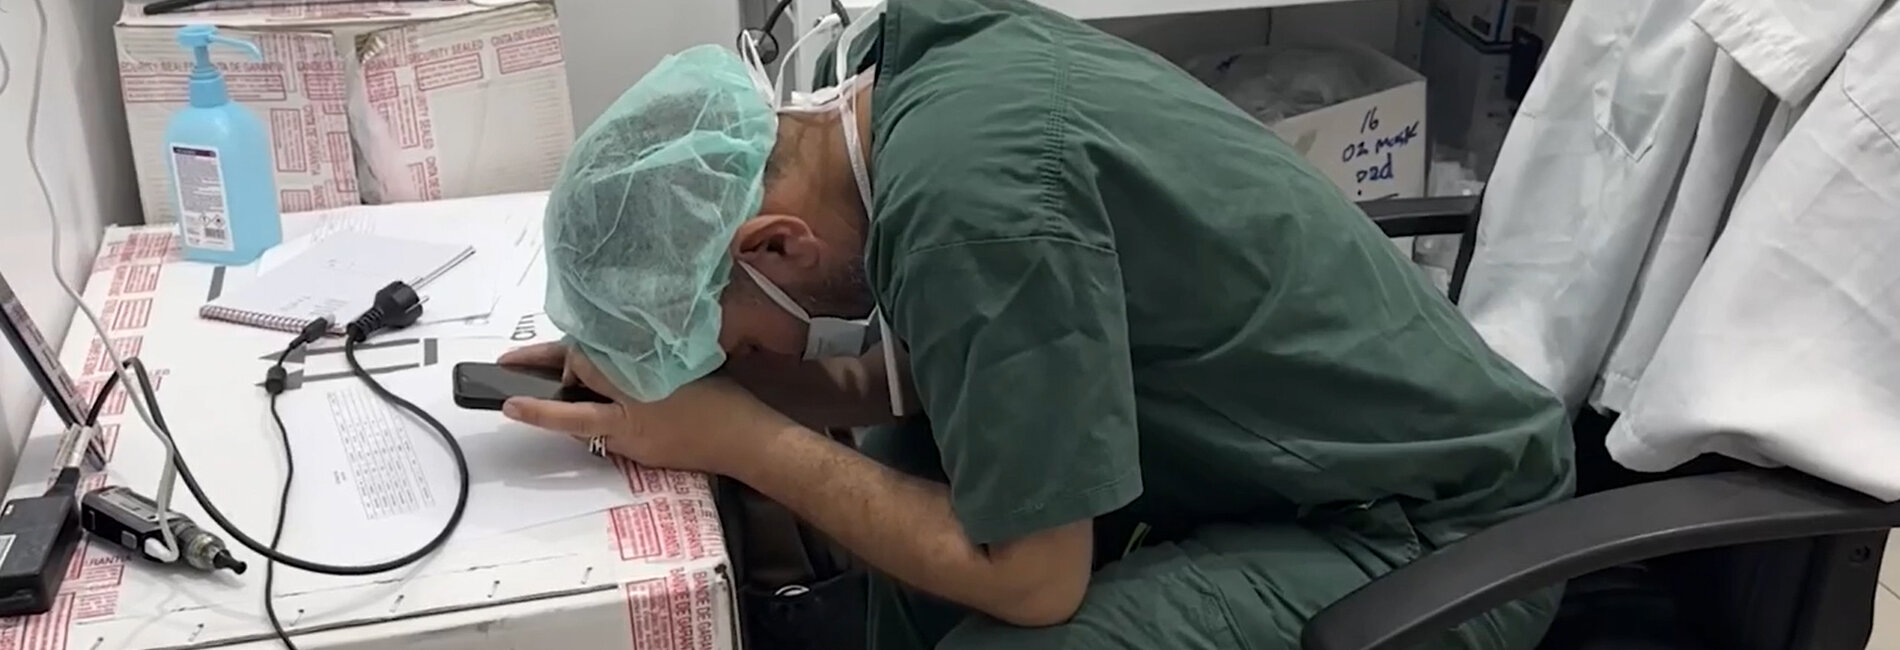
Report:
1318,195,1900,650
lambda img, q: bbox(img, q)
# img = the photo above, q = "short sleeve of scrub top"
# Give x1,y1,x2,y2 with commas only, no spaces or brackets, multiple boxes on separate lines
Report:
887,236,1143,546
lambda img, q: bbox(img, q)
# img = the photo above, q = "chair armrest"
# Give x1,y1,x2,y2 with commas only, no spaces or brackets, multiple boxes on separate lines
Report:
1301,469,1900,650
1357,196,1480,238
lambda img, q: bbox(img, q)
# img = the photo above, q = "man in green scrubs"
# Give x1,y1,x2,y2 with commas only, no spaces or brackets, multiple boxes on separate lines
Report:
499,0,1575,648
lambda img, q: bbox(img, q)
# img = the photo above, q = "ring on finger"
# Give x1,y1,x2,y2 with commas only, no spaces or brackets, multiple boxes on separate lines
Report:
586,436,609,458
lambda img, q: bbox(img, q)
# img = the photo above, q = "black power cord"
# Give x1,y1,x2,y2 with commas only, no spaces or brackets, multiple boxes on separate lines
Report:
261,281,461,648
258,318,330,650
93,282,468,649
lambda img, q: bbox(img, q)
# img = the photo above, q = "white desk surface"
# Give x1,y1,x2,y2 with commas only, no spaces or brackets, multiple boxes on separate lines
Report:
0,194,737,650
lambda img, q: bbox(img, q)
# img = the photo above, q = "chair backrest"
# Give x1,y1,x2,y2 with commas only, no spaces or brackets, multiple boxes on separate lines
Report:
1356,196,1897,650
1358,195,1483,303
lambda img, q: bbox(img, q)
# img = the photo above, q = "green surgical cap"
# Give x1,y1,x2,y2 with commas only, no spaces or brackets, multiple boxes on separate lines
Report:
544,44,778,402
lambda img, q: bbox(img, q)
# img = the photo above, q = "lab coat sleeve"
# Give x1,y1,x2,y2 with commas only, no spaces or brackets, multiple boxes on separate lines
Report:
1459,0,1720,410
1590,52,1770,411
1608,4,1900,502
1693,0,1885,103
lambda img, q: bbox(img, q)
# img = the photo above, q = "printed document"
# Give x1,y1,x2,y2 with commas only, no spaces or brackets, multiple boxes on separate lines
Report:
269,363,630,565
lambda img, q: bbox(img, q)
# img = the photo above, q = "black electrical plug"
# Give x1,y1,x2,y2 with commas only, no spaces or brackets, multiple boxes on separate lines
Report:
296,317,333,346
264,317,331,395
346,282,424,343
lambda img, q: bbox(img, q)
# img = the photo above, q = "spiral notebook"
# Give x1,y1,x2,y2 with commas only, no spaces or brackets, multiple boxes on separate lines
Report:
200,231,475,334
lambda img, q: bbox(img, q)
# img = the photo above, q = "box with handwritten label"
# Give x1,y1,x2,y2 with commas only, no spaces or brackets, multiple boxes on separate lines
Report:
1187,43,1429,201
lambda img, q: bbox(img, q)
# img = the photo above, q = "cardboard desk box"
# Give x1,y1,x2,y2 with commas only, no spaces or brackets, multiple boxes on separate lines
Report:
0,200,744,650
115,0,576,224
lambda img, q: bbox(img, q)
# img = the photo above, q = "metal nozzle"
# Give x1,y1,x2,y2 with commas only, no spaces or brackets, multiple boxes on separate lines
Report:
172,519,242,574
211,550,247,575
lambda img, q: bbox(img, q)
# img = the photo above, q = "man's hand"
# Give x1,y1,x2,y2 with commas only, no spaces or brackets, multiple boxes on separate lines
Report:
495,343,795,475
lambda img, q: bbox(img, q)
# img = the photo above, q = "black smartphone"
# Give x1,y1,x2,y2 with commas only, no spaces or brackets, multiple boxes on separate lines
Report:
452,362,611,410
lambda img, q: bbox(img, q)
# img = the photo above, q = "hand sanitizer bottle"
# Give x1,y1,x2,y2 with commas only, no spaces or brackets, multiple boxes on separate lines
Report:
165,25,282,266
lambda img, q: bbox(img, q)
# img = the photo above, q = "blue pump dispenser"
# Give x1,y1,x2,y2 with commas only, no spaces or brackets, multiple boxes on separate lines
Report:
164,25,282,266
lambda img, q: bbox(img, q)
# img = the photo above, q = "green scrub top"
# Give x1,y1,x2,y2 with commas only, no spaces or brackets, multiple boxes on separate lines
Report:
856,0,1573,554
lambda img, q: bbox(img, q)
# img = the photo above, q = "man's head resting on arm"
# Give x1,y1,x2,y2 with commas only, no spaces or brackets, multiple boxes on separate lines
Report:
544,44,876,401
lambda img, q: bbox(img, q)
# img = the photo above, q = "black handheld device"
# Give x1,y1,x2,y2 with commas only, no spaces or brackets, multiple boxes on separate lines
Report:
80,486,245,575
453,362,611,410
0,469,84,617
0,422,97,617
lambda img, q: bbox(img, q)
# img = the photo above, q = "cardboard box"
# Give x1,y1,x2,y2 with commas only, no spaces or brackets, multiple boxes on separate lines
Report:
116,14,359,223
352,3,575,204
116,1,575,223
0,196,740,649
1431,0,1544,43
1260,45,1430,202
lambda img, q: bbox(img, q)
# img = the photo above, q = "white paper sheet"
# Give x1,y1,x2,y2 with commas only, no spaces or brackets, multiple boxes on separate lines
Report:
397,245,558,342
269,362,628,565
260,195,548,325
207,231,475,329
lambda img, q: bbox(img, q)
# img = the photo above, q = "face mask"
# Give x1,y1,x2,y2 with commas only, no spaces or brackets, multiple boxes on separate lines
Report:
737,261,873,359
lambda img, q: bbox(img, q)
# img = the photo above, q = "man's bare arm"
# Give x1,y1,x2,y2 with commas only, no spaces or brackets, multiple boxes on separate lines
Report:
729,422,1092,627
724,344,919,430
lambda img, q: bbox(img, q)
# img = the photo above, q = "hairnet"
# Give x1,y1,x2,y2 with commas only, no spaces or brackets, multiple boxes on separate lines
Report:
543,44,778,402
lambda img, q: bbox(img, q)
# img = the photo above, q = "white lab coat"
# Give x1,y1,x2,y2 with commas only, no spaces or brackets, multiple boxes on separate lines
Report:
1465,0,1900,499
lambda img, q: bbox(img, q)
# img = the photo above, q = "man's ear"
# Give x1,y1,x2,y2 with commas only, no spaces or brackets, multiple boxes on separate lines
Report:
732,215,823,271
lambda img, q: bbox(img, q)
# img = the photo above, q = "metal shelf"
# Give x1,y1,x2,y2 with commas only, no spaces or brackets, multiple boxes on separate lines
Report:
1031,0,1361,20
833,0,1361,21
799,0,1371,92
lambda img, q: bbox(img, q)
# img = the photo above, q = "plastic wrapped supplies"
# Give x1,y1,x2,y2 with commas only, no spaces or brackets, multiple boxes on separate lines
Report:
1185,43,1466,295
1184,42,1431,202
1184,44,1409,125
1413,149,1488,295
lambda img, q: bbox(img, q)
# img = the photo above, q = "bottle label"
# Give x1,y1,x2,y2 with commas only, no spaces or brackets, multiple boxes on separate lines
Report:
170,143,236,252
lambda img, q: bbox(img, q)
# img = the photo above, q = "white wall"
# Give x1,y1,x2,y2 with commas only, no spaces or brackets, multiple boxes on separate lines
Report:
0,0,142,490
555,0,749,131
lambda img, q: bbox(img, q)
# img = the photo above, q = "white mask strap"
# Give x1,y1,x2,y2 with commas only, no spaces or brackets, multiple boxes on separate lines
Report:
737,261,811,322
739,33,778,107
841,97,874,216
774,14,843,106
833,19,854,98
834,11,877,216
879,314,905,415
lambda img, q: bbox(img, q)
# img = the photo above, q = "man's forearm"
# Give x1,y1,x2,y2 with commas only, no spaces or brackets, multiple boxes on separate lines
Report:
728,424,1065,625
